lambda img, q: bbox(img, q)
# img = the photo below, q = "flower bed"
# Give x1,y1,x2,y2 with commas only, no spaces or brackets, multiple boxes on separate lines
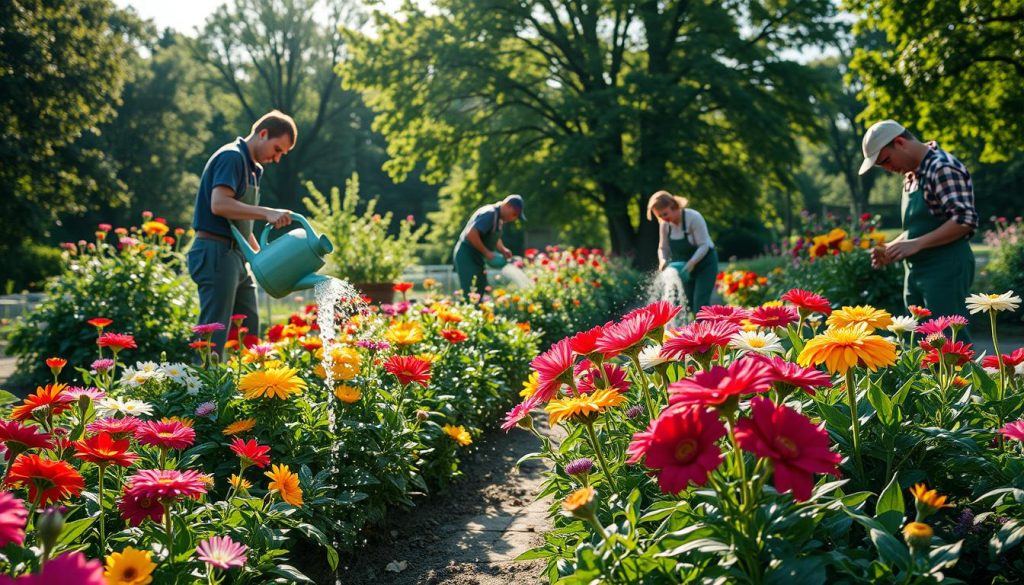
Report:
508,292,1024,583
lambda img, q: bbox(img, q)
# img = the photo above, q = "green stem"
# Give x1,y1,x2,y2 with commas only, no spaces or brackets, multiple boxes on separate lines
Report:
164,500,174,561
98,466,106,554
845,369,865,482
991,311,1005,401
584,421,618,492
628,354,657,417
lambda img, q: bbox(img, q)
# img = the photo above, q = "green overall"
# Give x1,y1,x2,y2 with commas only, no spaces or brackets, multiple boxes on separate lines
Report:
669,212,719,314
901,186,974,324
454,208,500,296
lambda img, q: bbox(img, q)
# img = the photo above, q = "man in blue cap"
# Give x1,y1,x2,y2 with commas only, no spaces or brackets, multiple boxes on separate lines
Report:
452,194,526,296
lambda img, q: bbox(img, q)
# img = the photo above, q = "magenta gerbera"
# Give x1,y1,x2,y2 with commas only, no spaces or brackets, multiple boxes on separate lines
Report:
0,491,28,547
87,416,142,439
569,324,607,357
134,420,196,451
668,358,774,408
1000,420,1024,442
124,469,208,501
916,316,954,337
593,312,656,359
695,305,751,324
627,405,726,493
196,535,249,570
623,301,683,332
0,420,53,461
501,397,539,432
576,362,630,394
748,305,800,329
734,397,841,501
754,355,833,396
780,289,833,316
192,322,226,336
662,320,741,361
229,438,272,469
531,337,576,385
118,492,165,526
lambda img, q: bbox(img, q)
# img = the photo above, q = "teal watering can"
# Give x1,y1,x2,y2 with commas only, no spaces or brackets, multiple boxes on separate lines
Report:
485,254,508,269
668,261,691,283
230,213,334,299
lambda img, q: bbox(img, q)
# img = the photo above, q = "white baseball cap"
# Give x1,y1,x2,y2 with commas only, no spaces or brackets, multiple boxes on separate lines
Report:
858,120,906,175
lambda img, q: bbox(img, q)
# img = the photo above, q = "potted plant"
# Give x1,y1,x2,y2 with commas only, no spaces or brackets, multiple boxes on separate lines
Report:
303,175,428,304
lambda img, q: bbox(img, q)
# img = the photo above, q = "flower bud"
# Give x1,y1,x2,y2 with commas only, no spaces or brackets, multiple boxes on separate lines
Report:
902,521,933,553
415,410,429,422
37,506,65,555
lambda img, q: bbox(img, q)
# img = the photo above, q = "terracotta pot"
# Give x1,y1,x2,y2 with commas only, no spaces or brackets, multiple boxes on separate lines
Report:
354,282,395,305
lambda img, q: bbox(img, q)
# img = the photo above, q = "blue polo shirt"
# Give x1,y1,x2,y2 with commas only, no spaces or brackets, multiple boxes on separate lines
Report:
192,137,263,238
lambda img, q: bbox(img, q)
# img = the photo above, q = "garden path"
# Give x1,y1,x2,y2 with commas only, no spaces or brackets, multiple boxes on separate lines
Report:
328,414,558,585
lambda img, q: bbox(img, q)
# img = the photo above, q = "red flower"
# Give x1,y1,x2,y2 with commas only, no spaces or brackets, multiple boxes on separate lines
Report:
627,405,726,493
10,384,74,421
0,421,53,461
5,454,85,505
124,469,208,501
73,433,138,468
0,492,28,547
753,355,833,396
594,312,656,358
920,340,975,368
531,337,576,384
229,437,272,469
908,305,932,319
86,417,141,438
45,357,67,370
118,492,165,526
440,329,468,344
383,355,432,387
916,316,953,337
668,358,773,408
266,323,285,342
96,332,137,351
623,301,683,331
576,362,630,394
569,324,607,357
735,397,841,501
748,305,800,328
86,318,113,328
189,340,214,350
663,320,740,360
134,420,196,451
392,282,414,293
983,348,1024,371
501,397,539,432
781,289,833,315
695,305,752,324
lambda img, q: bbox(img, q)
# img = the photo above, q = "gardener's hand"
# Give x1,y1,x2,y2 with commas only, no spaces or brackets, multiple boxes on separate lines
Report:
884,239,921,263
502,249,513,260
265,209,293,228
484,250,496,261
871,245,892,268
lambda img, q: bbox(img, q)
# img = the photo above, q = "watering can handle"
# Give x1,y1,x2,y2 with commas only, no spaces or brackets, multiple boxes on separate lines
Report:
258,213,317,250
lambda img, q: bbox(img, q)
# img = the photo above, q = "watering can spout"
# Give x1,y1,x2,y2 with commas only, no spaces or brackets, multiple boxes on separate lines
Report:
229,225,257,264
295,273,330,292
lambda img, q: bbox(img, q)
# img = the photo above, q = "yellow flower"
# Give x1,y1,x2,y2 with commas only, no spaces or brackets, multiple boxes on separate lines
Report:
280,323,311,338
161,416,193,428
826,227,847,245
910,483,953,520
384,321,424,345
416,352,439,363
826,305,893,331
141,221,169,237
238,366,306,400
545,389,627,425
315,346,362,380
265,463,303,507
334,385,362,404
443,424,473,446
839,240,855,252
222,418,257,436
432,304,463,323
797,323,897,374
965,291,1022,314
104,546,156,585
902,521,933,549
562,486,597,518
761,300,783,308
519,371,540,398
229,474,252,491
422,277,439,290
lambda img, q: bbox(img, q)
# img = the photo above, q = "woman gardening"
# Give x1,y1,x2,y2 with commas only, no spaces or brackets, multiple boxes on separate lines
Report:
647,190,719,315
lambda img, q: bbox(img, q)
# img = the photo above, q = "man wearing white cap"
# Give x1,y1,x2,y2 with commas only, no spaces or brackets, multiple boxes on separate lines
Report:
859,120,976,321
452,194,525,296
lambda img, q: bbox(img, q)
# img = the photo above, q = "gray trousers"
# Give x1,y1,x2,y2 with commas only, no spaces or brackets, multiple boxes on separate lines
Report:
187,238,260,351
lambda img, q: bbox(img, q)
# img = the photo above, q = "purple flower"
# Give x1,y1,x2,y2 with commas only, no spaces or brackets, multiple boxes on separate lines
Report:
565,458,594,476
196,535,248,570
91,359,115,372
195,402,217,417
625,404,645,419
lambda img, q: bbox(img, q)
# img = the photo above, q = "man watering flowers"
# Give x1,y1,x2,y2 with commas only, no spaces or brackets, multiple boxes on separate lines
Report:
188,110,299,351
452,194,526,296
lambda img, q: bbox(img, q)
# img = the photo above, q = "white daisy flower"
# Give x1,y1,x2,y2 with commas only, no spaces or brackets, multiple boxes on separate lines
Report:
95,397,153,418
966,291,1022,314
135,361,160,373
160,363,189,382
638,345,670,370
887,316,919,334
728,330,784,355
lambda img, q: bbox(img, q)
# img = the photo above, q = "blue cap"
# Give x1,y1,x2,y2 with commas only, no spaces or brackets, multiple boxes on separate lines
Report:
503,194,526,221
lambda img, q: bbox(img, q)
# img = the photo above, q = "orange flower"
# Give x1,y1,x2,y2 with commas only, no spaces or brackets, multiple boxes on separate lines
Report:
265,464,303,507
442,424,472,446
11,384,72,421
45,358,67,370
6,454,85,505
222,419,257,436
87,318,113,329
545,389,626,425
797,323,897,374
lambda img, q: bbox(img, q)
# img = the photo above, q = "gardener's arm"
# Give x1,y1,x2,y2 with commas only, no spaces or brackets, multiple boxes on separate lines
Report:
465,228,495,261
210,187,293,228
883,220,971,262
496,238,512,259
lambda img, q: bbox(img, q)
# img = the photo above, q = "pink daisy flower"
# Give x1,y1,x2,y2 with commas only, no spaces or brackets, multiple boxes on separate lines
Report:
662,320,740,360
1000,420,1024,442
196,535,248,570
748,305,799,329
627,405,726,493
0,492,28,547
780,289,832,315
569,324,607,357
118,492,165,526
594,312,656,358
695,305,751,324
134,420,196,451
124,469,208,501
531,338,576,385
501,397,539,432
753,355,833,396
668,358,774,408
623,301,683,331
575,362,630,394
916,316,954,337
229,438,271,469
192,323,226,336
87,417,142,439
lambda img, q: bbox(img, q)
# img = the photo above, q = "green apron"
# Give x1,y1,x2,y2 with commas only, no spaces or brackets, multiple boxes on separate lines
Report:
669,211,719,314
901,186,974,325
454,206,501,296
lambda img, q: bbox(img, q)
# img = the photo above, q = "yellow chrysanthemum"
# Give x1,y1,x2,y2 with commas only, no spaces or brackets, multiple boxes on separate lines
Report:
761,300,783,308
519,371,540,398
314,346,362,381
229,474,252,491
280,323,311,338
545,389,627,425
265,463,303,507
384,321,425,345
797,323,897,374
562,486,597,519
826,305,893,331
222,418,257,436
902,521,933,548
910,483,953,519
432,304,463,323
238,366,306,400
104,546,157,585
160,416,193,428
141,221,169,237
334,385,362,404
443,424,473,446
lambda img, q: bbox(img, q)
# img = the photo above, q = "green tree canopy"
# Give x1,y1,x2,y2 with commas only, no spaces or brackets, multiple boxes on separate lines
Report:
343,0,837,264
848,0,1024,163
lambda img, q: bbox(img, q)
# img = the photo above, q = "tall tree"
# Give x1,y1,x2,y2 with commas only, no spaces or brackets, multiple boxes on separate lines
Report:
847,0,1024,162
343,0,836,264
0,0,137,248
191,0,366,211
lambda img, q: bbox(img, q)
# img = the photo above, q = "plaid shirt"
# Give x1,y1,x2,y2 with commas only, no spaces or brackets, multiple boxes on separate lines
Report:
904,142,978,232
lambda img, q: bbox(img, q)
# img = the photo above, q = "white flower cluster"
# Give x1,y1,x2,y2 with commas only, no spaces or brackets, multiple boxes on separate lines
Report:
119,361,202,394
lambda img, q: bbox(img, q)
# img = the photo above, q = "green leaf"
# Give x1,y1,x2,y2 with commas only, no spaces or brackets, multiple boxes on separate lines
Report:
991,519,1024,555
765,556,826,585
56,517,96,548
866,382,895,427
0,390,20,407
875,472,905,535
